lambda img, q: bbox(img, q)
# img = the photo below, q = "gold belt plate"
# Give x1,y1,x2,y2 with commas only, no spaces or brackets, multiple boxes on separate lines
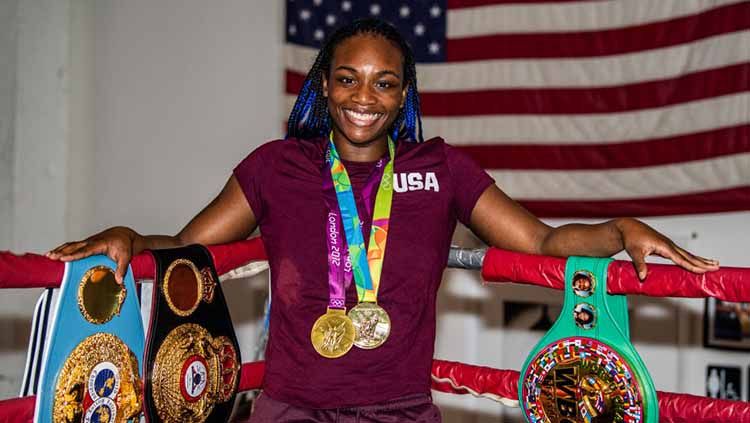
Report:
53,333,142,423
151,323,240,423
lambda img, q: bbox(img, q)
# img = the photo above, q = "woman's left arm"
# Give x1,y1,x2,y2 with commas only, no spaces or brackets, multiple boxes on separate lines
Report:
468,185,719,280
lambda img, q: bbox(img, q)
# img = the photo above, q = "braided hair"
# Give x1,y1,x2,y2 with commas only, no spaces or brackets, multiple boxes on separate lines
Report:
286,18,424,143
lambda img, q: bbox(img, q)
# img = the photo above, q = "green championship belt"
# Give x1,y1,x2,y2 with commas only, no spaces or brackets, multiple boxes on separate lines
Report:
519,256,658,423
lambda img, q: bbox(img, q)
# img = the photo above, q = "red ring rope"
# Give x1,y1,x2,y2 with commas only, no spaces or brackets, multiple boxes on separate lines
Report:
0,238,267,289
3,359,749,423
2,239,748,303
481,248,750,302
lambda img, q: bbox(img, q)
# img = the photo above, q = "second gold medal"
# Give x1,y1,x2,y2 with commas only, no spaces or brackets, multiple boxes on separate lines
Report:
311,308,355,358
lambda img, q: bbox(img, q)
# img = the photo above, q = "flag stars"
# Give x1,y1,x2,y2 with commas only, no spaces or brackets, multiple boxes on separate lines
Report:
287,2,446,62
414,23,425,36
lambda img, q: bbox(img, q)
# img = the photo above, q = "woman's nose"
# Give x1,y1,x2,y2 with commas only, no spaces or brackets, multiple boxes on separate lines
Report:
352,83,376,105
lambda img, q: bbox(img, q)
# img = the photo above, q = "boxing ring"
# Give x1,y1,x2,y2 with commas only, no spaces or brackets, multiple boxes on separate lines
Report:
1,237,749,422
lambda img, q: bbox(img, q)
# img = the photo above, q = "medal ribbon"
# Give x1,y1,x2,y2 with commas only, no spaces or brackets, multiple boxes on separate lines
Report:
322,161,353,310
327,135,395,303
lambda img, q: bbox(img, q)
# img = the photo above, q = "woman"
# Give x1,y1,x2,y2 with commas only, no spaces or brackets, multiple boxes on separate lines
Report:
48,19,717,422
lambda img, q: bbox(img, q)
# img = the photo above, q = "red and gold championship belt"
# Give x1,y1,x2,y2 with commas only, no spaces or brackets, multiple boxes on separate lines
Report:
143,245,241,423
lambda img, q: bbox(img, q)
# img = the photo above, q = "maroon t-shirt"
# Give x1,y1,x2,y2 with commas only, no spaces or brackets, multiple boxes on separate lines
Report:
234,136,494,409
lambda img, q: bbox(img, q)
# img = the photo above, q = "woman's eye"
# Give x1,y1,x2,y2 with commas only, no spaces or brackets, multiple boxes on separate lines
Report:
338,77,355,85
376,81,394,89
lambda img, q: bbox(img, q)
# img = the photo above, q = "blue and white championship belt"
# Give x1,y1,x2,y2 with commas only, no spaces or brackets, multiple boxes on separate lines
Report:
33,256,145,423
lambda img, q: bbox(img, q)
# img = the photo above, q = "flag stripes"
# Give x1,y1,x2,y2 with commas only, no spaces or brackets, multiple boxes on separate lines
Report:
284,0,750,217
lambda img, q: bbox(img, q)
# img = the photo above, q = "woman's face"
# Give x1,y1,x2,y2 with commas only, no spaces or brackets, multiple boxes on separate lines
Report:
323,34,406,148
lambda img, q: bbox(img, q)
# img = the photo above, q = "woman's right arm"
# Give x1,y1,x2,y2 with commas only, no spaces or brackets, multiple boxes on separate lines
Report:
46,175,256,283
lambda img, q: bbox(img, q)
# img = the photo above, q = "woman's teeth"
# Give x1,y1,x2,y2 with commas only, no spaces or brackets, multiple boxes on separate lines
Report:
344,109,382,126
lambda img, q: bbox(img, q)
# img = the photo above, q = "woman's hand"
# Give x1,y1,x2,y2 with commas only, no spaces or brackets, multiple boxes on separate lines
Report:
615,218,719,280
46,226,139,284
45,175,258,284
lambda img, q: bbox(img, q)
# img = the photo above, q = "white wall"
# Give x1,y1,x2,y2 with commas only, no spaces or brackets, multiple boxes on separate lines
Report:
0,0,18,248
13,0,70,253
2,2,749,421
67,0,95,241
91,0,283,237
0,0,20,399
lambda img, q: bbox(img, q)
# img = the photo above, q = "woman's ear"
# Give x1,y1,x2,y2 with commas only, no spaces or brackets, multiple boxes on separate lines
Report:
322,75,329,98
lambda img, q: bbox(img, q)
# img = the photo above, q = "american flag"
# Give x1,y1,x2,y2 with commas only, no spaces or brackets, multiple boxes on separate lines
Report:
285,0,750,217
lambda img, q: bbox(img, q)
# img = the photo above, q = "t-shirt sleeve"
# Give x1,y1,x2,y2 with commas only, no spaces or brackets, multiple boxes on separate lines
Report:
233,142,276,223
444,143,496,226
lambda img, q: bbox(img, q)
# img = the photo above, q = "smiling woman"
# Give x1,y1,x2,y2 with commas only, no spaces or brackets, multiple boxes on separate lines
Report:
286,19,423,153
47,17,718,423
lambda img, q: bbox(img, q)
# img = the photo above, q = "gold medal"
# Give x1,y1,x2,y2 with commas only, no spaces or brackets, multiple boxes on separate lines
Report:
348,302,391,349
310,308,355,358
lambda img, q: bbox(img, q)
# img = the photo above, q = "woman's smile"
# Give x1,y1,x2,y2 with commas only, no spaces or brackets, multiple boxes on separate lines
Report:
342,108,385,127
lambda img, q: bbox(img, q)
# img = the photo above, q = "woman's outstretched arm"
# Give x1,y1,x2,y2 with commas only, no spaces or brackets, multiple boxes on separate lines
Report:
468,185,719,280
47,175,256,283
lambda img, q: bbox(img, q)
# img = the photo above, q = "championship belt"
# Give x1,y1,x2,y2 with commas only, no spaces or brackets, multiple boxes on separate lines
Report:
143,245,241,423
519,256,658,423
33,256,145,423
